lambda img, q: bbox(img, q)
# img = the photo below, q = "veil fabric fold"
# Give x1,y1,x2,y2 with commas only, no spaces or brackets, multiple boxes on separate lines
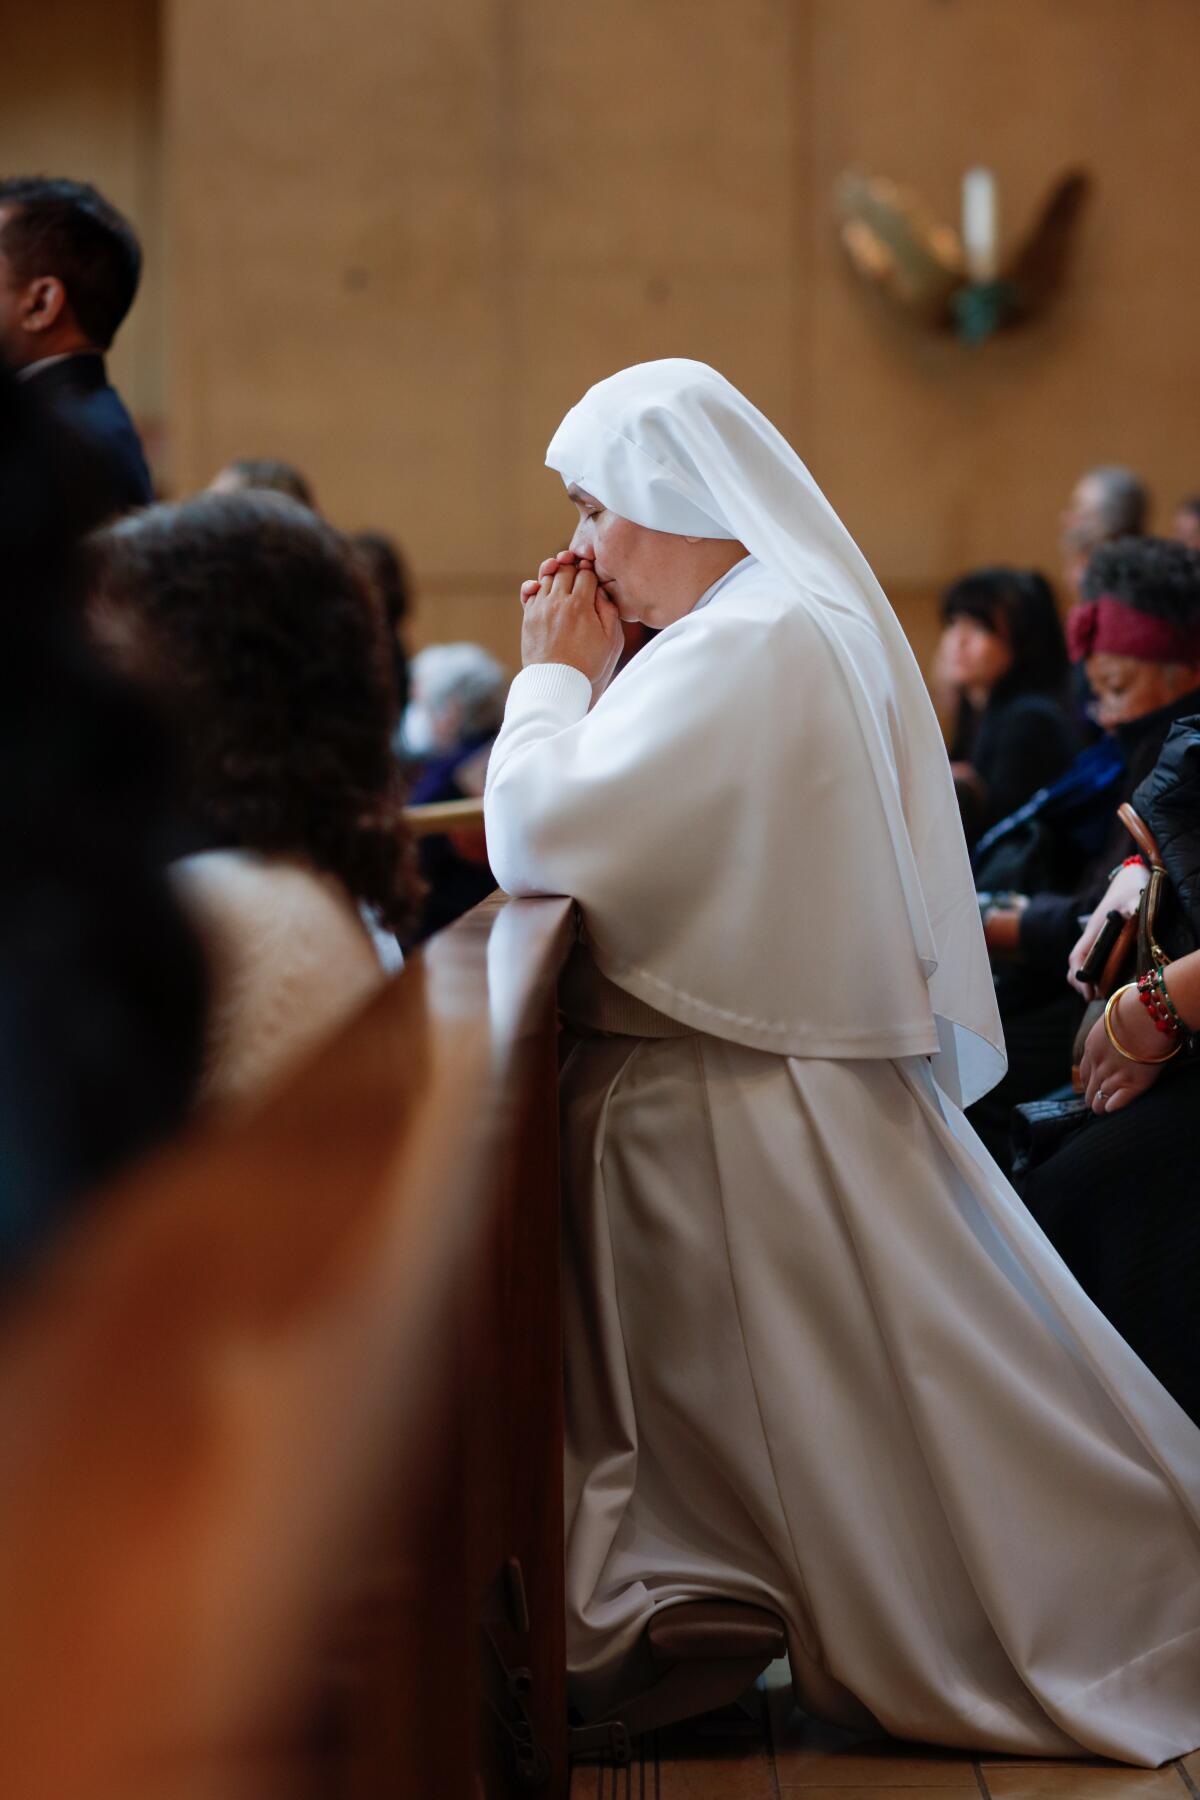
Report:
542,358,1004,1106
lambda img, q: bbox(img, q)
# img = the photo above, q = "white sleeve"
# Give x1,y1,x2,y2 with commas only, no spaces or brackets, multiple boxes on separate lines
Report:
483,662,593,896
483,618,766,903
481,600,978,1074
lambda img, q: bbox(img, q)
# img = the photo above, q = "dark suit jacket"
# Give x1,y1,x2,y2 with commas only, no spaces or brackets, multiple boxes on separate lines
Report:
24,352,153,530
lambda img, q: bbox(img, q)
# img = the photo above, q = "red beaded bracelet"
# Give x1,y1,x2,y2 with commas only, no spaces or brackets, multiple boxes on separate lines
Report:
1136,967,1182,1037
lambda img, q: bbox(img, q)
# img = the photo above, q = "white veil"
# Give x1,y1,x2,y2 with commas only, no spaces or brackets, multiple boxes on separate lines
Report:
545,358,1004,1107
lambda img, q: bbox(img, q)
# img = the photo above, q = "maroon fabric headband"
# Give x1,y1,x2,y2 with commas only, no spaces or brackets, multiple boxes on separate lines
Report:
1066,594,1200,665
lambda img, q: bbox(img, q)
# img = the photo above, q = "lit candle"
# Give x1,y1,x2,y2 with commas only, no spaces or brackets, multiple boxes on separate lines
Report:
961,167,998,283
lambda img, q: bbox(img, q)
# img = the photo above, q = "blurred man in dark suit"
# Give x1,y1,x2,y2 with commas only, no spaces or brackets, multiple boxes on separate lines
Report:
0,362,205,1275
0,177,153,527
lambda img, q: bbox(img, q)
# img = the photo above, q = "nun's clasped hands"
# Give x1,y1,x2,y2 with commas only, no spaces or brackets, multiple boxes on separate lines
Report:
519,550,623,699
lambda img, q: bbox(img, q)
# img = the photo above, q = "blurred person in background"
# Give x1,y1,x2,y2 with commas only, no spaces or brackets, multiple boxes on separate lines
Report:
0,176,153,527
938,566,1077,846
970,536,1200,1170
0,362,205,1275
402,642,506,942
1172,495,1200,550
352,527,412,713
1060,463,1147,603
86,492,418,1115
207,456,316,509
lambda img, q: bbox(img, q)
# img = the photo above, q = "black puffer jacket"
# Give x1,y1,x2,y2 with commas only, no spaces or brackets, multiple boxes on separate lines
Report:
1133,714,1200,953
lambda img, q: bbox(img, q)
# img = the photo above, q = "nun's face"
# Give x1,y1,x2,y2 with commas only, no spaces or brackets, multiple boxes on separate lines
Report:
566,486,741,629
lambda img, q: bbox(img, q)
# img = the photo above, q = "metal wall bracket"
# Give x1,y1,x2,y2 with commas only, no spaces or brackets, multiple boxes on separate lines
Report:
566,1720,632,1765
482,1558,551,1787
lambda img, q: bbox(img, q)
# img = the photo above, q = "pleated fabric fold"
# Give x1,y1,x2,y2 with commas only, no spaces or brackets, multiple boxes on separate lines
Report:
561,1033,1200,1765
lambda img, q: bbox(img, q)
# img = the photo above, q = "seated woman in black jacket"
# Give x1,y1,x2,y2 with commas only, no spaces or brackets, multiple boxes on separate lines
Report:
1020,713,1200,1424
968,538,1200,1172
937,566,1078,846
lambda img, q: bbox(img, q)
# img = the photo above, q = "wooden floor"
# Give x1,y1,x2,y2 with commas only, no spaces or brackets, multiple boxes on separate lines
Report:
568,1663,1200,1800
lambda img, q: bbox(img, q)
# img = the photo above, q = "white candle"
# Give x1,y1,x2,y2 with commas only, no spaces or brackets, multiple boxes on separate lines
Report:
961,167,998,283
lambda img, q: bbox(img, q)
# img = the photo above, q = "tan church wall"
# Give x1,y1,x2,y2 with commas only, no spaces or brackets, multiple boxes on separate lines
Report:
0,0,165,467
165,0,1200,670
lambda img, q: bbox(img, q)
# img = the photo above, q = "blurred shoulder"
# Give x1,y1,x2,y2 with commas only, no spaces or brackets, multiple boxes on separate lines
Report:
173,850,380,977
172,850,388,1114
994,689,1072,721
673,562,839,660
983,688,1076,746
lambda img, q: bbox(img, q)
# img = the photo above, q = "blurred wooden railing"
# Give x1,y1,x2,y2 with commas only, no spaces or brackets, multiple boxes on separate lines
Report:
404,795,486,837
0,891,576,1800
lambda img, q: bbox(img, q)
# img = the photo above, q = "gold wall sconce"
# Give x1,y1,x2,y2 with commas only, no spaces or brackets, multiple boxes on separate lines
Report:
835,167,1091,345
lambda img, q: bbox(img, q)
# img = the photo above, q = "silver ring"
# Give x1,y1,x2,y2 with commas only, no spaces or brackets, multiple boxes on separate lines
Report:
1096,1086,1106,1101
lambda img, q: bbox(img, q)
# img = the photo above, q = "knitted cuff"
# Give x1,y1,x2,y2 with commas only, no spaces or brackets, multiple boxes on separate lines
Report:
503,662,592,723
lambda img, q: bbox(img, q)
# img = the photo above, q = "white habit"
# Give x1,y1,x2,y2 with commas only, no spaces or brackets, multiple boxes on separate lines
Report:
484,363,1200,1764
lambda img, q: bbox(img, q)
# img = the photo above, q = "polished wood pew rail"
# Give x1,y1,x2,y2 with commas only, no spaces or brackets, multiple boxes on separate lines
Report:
404,795,486,837
0,892,576,1800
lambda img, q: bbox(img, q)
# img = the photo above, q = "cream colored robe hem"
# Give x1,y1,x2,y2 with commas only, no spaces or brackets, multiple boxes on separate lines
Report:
561,1029,1200,1765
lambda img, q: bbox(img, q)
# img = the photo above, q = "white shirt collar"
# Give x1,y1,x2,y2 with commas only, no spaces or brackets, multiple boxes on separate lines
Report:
15,352,91,383
690,553,757,614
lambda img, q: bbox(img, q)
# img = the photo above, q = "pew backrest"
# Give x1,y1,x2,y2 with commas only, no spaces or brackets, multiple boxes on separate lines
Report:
0,892,575,1800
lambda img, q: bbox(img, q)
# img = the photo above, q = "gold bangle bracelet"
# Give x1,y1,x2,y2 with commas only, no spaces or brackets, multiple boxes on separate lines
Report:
1102,983,1183,1064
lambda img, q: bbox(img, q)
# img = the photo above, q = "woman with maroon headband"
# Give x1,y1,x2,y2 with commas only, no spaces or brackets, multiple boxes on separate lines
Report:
968,537,1200,1172
1068,543,1200,732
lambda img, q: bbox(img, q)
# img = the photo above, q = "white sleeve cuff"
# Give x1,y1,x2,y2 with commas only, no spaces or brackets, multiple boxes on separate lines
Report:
503,662,592,724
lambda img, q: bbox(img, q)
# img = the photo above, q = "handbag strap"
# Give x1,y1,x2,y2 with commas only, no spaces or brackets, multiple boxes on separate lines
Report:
1137,865,1170,974
1098,913,1139,996
1117,801,1164,868
1113,803,1170,973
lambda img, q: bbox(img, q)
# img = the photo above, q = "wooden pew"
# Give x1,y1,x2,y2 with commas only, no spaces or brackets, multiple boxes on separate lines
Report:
0,892,575,1800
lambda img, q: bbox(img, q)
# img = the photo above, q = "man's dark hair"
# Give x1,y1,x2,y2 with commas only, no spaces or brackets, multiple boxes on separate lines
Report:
86,492,419,933
351,530,412,713
941,566,1069,695
0,178,142,351
1083,536,1200,623
351,530,412,632
1085,465,1148,539
218,458,316,509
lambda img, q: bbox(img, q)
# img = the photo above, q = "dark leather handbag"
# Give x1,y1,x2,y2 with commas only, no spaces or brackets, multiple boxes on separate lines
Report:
1009,1090,1091,1193
1010,803,1167,1193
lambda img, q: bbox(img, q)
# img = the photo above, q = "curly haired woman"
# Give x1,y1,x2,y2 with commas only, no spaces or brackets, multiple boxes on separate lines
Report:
86,490,418,1114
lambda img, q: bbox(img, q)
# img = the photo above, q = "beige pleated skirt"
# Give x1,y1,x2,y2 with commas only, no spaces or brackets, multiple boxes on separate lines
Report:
560,1015,1200,1765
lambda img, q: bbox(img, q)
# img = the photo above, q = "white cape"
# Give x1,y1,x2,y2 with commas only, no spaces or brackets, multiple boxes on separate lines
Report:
488,559,997,1093
541,358,1004,1109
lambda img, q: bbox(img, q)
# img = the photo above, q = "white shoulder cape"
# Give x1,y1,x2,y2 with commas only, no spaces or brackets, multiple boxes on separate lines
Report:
485,559,1004,1106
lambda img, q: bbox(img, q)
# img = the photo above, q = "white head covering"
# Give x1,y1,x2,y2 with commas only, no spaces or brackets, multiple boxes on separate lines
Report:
544,358,1004,1106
